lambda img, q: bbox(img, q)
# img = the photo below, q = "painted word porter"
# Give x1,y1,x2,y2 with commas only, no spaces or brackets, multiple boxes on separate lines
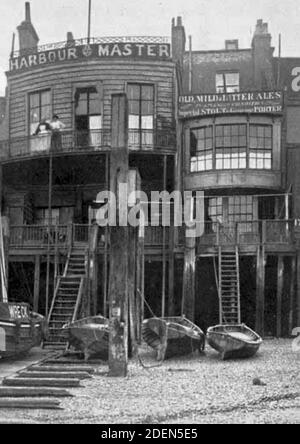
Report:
178,91,283,118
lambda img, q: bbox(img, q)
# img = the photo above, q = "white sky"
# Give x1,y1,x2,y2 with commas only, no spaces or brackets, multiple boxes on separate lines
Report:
1,0,300,95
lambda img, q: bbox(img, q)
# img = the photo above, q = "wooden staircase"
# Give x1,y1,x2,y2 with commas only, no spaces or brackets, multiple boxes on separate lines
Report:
43,251,87,350
218,247,241,325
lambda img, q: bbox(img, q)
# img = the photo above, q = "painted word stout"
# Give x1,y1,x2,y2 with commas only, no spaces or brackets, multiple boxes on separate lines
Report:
9,43,171,72
178,91,283,118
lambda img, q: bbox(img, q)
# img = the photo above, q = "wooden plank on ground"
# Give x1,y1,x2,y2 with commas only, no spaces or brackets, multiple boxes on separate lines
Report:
29,365,95,374
0,387,72,398
17,371,92,380
0,398,62,410
3,377,81,388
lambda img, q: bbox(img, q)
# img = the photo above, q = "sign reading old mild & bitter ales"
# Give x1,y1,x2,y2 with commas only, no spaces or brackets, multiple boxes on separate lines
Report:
9,42,171,72
178,91,283,118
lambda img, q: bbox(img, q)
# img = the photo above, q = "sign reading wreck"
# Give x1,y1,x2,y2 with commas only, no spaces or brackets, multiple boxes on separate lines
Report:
9,42,171,72
178,91,283,118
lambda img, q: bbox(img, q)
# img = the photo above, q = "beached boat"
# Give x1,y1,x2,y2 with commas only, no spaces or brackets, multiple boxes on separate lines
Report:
207,324,262,360
142,316,205,361
63,315,109,361
0,302,45,359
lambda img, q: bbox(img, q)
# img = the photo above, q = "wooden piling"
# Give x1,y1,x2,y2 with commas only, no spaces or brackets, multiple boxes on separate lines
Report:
256,246,265,336
276,256,284,338
33,255,40,312
108,93,129,377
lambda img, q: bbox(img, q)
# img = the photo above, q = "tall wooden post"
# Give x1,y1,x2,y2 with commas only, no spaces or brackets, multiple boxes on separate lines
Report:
289,255,296,335
276,256,284,338
168,225,175,316
136,225,145,343
108,94,129,377
297,251,300,328
33,255,40,312
182,231,196,321
256,246,265,336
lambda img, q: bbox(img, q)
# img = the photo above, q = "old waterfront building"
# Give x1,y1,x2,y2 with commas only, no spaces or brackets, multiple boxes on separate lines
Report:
0,3,299,344
177,18,300,337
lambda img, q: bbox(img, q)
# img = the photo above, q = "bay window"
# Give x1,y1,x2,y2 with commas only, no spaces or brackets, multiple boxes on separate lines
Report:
249,125,272,169
190,126,213,172
215,124,247,169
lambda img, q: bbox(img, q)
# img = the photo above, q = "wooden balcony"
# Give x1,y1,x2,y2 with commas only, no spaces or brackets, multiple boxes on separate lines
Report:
197,220,295,254
0,129,176,163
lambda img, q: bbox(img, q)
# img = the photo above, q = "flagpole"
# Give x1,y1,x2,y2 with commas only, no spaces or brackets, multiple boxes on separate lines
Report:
88,0,92,44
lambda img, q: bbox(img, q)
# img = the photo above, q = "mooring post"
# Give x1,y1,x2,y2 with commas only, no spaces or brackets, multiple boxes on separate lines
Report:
108,94,129,377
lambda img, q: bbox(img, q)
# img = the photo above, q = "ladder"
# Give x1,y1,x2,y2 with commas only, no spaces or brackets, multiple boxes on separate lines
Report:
43,250,87,350
218,246,241,325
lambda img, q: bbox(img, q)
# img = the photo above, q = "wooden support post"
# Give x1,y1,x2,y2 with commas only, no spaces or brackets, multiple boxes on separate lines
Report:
161,155,167,317
108,94,129,377
103,153,109,317
255,247,265,336
277,256,284,338
136,226,145,344
297,251,300,328
182,232,196,322
168,225,175,316
289,255,296,335
33,255,40,313
128,225,137,356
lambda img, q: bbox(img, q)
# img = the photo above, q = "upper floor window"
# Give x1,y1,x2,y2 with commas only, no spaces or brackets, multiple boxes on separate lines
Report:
216,73,240,93
189,122,274,172
29,90,51,135
216,124,247,169
128,84,154,148
190,126,213,172
249,125,272,169
75,86,102,146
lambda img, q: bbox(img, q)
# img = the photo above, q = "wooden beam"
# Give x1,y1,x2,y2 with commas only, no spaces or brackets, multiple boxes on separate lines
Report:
289,255,296,335
297,251,300,328
168,225,175,316
108,93,129,377
33,254,40,313
0,399,61,410
255,247,265,336
136,226,145,344
128,225,137,355
182,233,196,321
0,387,72,398
2,377,81,388
277,256,284,338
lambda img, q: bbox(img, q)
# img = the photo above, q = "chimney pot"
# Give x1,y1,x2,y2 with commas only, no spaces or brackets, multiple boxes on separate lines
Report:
177,16,183,27
25,2,31,22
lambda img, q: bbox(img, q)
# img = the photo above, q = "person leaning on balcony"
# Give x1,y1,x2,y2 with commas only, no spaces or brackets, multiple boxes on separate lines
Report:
49,114,66,152
34,119,51,136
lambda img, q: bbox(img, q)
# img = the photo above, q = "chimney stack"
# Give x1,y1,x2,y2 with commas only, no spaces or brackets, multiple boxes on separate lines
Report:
17,2,39,54
252,19,275,88
171,16,186,66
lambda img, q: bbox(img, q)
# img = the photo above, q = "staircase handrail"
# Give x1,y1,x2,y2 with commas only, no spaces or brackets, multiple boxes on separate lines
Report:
63,247,72,277
47,276,61,324
72,277,85,323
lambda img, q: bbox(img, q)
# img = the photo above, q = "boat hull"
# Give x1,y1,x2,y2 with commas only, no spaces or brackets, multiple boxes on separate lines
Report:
207,324,262,360
0,303,45,359
142,317,205,361
64,316,109,361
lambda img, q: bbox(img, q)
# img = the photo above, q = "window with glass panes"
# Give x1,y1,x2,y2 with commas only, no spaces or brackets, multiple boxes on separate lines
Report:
215,124,247,169
190,126,213,172
128,84,154,147
29,90,51,135
228,196,254,232
208,197,223,231
75,87,102,146
216,73,240,93
249,125,272,169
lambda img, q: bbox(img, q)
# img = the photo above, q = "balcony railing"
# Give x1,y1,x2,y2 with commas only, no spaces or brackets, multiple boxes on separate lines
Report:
10,225,70,249
198,220,294,248
0,129,176,161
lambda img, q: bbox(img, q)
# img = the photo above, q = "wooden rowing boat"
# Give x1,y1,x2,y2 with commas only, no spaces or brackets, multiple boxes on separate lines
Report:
207,324,263,360
63,316,109,361
142,316,205,361
0,302,45,359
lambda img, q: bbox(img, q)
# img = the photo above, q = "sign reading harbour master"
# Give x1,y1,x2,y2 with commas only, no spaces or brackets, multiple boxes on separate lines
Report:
178,91,283,118
9,42,171,72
